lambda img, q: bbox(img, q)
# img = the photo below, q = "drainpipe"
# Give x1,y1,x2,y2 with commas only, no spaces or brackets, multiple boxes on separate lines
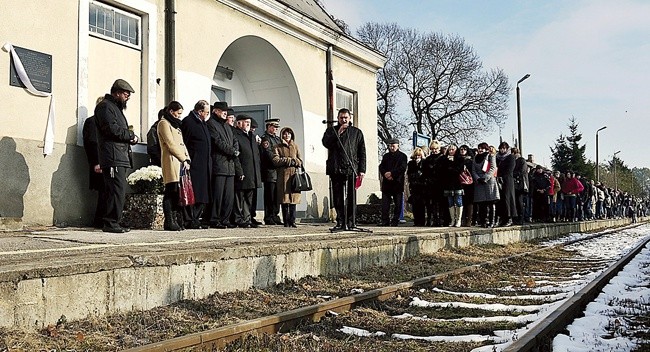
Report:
326,45,334,216
164,0,176,103
326,45,334,122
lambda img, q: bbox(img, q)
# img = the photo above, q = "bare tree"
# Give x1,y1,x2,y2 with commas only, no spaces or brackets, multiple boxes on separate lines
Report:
356,23,410,152
399,31,510,145
356,23,510,148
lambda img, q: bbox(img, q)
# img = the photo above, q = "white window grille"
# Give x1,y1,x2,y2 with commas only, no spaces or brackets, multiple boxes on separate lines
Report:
89,1,141,49
336,87,355,112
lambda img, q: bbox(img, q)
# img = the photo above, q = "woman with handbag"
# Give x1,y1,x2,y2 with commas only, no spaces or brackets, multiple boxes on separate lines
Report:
157,101,191,231
273,127,302,227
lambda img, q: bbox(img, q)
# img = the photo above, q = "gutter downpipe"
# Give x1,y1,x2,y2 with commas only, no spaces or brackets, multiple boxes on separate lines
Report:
327,45,334,218
164,0,176,103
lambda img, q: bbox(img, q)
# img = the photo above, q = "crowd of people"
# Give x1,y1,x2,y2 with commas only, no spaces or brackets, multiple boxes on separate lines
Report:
84,79,644,233
84,79,363,233
380,139,647,228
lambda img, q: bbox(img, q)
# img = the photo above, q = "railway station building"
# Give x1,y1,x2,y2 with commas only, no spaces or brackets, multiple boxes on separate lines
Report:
0,0,384,227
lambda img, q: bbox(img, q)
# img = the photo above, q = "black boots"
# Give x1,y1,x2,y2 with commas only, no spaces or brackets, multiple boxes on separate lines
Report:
482,203,496,228
281,204,289,227
163,197,181,231
281,204,297,227
288,204,297,227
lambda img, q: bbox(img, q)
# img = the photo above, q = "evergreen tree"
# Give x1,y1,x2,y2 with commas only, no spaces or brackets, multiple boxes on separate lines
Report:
550,117,593,179
550,134,571,171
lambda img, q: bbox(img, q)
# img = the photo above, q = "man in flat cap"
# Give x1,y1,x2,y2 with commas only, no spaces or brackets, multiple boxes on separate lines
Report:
378,138,407,226
206,101,239,228
260,118,282,225
95,79,138,233
233,114,262,228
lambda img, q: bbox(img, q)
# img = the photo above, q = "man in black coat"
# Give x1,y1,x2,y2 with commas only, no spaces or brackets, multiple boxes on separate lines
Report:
260,118,282,225
379,139,407,226
206,102,238,229
233,114,262,228
95,79,138,233
181,100,212,229
82,99,107,228
322,108,366,231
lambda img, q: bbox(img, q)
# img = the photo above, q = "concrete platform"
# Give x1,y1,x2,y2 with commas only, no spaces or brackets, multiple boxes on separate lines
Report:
0,219,634,329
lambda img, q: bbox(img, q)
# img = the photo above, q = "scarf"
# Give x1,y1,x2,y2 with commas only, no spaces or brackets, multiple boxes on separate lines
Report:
162,111,182,130
475,151,487,164
496,149,511,162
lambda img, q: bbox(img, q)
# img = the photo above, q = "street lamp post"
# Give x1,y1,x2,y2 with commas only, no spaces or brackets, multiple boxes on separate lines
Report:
596,126,607,182
516,74,531,155
614,150,621,191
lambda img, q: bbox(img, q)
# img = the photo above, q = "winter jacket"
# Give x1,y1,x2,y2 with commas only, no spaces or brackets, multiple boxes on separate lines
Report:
234,128,262,190
157,116,189,184
322,125,366,176
379,149,408,195
95,94,136,169
273,135,302,204
261,132,281,182
472,152,500,203
207,116,237,176
181,111,212,204
562,177,584,196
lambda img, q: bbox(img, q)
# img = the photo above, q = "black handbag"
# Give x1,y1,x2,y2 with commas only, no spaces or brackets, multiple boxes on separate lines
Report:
291,165,313,192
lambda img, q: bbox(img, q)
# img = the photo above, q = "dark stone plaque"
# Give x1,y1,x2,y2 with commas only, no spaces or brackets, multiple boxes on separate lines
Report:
9,46,52,93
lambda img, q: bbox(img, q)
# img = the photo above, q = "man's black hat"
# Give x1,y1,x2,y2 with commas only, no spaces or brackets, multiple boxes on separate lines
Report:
213,101,228,111
236,114,252,121
386,138,399,145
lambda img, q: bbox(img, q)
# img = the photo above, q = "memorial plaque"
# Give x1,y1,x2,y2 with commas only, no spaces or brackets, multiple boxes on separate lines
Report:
9,46,52,93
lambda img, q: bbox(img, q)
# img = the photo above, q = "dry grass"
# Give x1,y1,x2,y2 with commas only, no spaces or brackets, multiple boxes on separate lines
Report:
0,241,586,351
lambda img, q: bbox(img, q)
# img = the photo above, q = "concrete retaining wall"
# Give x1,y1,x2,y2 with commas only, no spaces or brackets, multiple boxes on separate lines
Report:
0,219,634,328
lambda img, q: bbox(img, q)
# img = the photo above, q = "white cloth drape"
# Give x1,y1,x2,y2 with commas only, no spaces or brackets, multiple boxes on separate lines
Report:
2,42,56,156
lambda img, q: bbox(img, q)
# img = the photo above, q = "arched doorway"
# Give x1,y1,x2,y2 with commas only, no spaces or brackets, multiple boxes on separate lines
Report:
212,36,304,212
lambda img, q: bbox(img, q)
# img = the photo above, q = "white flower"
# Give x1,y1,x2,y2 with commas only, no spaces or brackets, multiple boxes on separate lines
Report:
127,166,163,185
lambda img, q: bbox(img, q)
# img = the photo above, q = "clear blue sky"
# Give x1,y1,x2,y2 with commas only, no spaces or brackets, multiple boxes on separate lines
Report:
323,0,650,169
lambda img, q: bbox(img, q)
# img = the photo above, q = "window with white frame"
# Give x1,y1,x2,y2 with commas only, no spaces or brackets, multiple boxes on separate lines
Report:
89,1,141,49
336,87,356,115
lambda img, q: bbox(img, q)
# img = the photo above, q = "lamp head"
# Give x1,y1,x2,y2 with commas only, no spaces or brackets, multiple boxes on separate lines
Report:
517,74,531,85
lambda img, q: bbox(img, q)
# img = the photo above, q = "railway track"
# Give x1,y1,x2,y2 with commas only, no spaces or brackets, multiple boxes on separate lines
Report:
123,223,650,352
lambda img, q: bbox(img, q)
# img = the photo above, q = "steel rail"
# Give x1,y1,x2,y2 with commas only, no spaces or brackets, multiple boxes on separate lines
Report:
124,223,646,352
504,234,650,352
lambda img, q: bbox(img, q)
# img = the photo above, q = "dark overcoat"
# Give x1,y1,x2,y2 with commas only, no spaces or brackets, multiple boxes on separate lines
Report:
82,115,103,191
423,153,444,199
322,125,366,176
181,111,212,204
461,155,475,202
95,94,135,169
234,128,262,190
440,154,465,192
206,116,237,176
496,152,517,217
379,150,407,195
407,159,426,202
513,156,530,193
